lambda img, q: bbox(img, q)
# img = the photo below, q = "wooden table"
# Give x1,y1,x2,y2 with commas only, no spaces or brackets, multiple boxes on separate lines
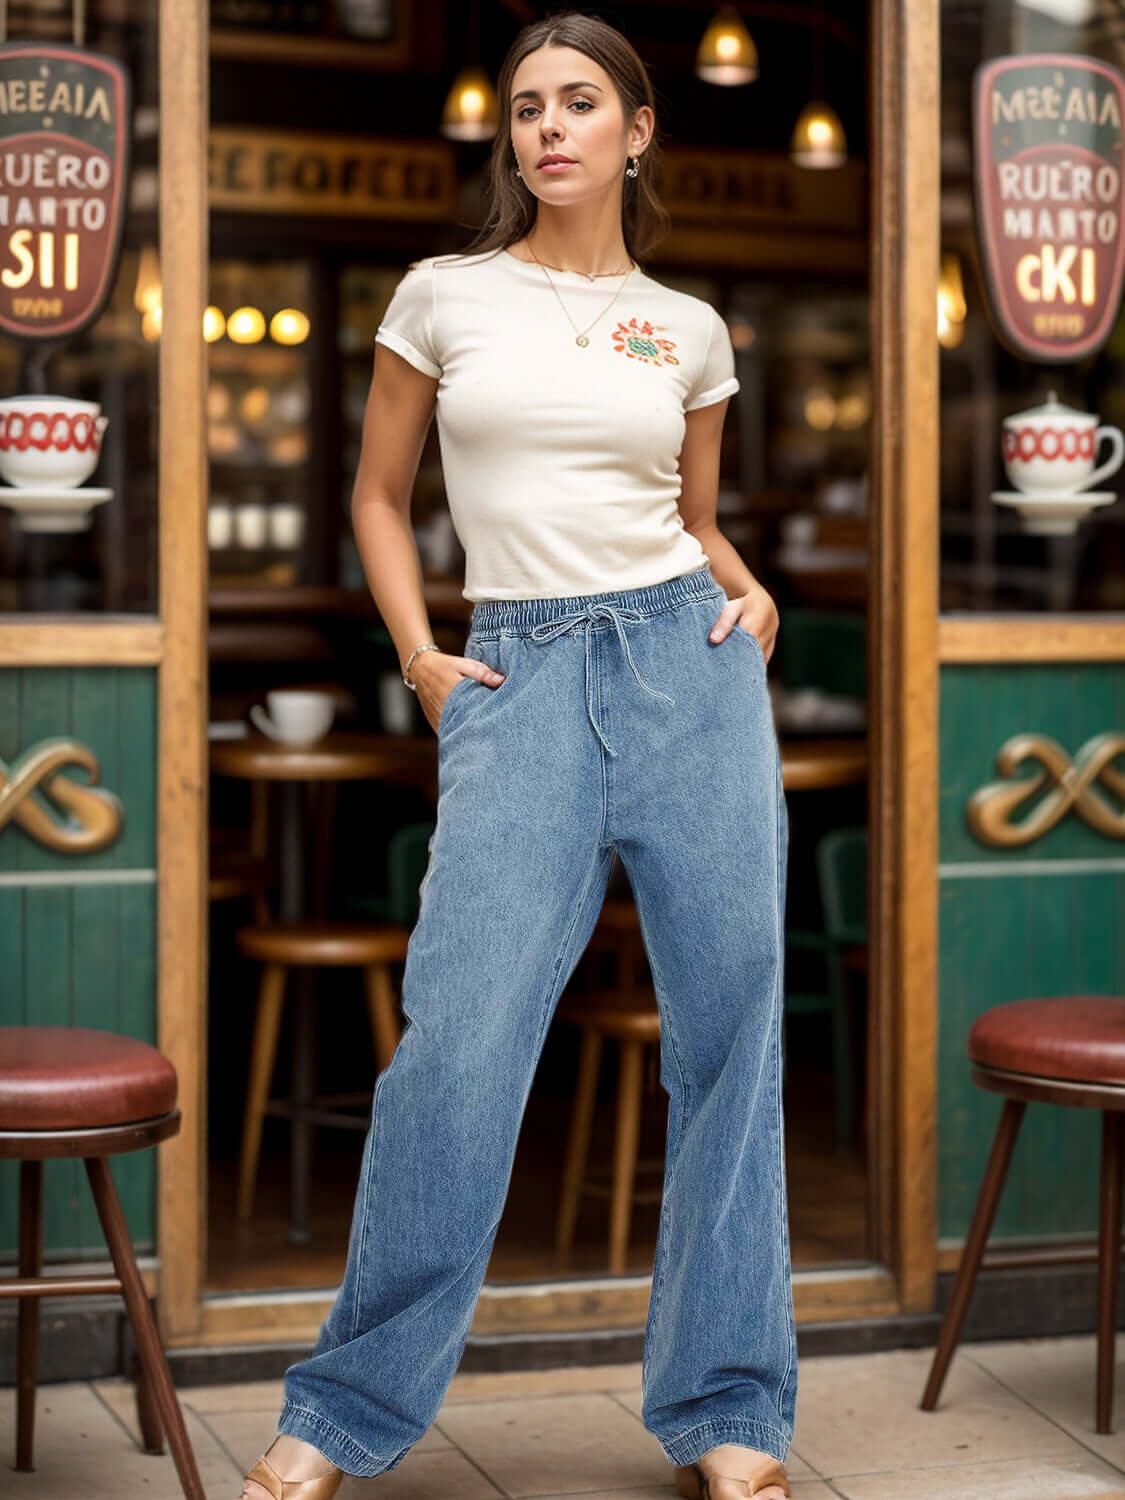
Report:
210,730,436,1242
779,735,868,791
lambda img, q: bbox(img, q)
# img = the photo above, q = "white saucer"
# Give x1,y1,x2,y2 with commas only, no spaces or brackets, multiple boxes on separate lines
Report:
0,484,113,532
990,489,1117,535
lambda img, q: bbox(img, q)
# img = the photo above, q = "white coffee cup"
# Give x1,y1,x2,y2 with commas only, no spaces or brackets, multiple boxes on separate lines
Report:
208,501,234,549
0,394,108,488
1003,390,1125,494
269,502,304,549
235,502,269,549
250,689,335,745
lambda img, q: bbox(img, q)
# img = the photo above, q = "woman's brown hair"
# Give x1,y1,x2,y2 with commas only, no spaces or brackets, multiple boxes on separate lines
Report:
450,8,671,267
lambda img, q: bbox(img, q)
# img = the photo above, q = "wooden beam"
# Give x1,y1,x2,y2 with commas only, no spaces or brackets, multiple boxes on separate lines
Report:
0,619,163,665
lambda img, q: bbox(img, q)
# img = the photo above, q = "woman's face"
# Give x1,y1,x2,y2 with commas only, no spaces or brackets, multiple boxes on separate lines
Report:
509,44,649,206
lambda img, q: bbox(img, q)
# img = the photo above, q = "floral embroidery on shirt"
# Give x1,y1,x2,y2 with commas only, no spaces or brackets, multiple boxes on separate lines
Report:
611,316,680,366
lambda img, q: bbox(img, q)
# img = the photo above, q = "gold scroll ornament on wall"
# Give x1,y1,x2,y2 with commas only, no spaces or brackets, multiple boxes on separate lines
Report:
966,730,1125,846
0,737,123,852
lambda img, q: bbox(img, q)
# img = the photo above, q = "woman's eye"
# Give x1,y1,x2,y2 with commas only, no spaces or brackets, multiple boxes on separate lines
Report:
515,99,593,119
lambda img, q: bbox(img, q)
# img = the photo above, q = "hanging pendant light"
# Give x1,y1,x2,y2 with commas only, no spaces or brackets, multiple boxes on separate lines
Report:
441,0,497,140
789,100,847,168
790,1,847,168
696,4,758,86
441,62,499,141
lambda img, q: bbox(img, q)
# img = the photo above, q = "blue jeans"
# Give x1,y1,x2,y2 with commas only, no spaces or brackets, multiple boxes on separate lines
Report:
276,562,796,1475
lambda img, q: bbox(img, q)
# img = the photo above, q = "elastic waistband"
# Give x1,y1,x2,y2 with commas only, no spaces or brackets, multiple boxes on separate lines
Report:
470,564,721,638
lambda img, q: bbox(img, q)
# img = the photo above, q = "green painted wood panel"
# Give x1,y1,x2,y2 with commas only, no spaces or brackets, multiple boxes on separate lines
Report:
940,662,1125,863
0,666,158,1262
938,660,1125,1244
0,666,156,872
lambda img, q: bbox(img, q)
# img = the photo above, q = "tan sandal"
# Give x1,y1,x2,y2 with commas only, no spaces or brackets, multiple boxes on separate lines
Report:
241,1453,344,1500
676,1455,791,1500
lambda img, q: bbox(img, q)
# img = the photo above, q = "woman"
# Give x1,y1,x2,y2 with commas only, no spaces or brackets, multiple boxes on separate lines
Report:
238,11,795,1500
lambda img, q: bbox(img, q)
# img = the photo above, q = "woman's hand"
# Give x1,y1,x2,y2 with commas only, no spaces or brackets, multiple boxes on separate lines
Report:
709,581,780,663
410,651,505,734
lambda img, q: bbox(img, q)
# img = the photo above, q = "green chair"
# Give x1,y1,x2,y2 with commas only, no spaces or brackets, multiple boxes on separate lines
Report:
777,606,866,698
343,818,436,929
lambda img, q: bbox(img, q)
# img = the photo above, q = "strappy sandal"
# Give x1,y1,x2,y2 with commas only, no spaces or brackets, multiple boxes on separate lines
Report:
676,1455,792,1500
240,1453,345,1500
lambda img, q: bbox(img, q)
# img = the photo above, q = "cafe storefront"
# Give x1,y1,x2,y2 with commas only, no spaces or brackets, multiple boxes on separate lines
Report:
1,0,1123,1383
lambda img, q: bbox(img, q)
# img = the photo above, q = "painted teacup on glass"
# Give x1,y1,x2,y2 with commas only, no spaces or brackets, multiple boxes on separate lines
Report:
1002,391,1124,494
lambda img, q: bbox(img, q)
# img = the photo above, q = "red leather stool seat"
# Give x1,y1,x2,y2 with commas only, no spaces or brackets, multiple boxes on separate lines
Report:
0,1026,178,1131
968,995,1125,1085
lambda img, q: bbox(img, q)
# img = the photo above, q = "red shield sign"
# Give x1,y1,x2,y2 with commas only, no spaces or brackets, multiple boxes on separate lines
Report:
973,53,1125,363
0,43,130,342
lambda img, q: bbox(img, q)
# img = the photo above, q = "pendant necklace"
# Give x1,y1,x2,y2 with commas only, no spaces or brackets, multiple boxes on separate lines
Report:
525,235,635,348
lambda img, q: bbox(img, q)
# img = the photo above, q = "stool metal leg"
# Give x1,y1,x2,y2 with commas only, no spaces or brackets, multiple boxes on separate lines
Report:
1097,1109,1124,1434
83,1156,205,1500
15,1159,43,1471
921,1097,1026,1411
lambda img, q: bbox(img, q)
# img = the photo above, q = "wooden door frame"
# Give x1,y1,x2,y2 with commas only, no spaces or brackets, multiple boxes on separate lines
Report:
869,0,940,1312
158,0,209,1341
154,0,947,1343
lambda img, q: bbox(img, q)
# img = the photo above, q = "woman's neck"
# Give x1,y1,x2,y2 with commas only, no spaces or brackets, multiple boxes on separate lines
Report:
515,212,632,278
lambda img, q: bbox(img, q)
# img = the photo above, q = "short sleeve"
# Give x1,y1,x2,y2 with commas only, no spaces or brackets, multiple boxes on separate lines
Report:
684,301,739,412
375,259,442,378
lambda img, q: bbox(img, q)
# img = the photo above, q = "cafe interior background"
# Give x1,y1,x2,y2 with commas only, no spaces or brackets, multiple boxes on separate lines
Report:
2,0,1125,1376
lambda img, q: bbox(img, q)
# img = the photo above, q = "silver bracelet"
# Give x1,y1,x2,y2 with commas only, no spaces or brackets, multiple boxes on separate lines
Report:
402,641,440,691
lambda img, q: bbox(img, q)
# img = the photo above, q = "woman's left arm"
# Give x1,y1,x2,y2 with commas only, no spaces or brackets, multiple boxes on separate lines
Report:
677,397,780,663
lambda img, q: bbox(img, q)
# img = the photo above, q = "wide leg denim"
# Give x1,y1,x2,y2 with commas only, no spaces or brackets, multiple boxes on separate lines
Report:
276,561,796,1475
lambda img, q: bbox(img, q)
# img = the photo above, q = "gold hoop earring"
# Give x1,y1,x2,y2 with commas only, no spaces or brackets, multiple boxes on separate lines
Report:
625,155,640,178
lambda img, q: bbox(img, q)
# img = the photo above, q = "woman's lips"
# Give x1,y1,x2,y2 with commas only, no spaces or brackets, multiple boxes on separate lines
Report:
539,160,576,172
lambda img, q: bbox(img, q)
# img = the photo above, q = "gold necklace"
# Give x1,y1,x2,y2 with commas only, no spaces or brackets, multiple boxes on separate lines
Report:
525,236,635,348
520,237,633,280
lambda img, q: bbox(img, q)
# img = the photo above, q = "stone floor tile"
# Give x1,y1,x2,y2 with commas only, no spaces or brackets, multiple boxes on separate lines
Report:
830,1451,1125,1499
0,1379,239,1499
435,1391,670,1495
961,1335,1125,1472
791,1345,1094,1477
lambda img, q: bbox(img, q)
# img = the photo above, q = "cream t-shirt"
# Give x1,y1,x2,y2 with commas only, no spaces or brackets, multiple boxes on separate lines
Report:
374,247,740,602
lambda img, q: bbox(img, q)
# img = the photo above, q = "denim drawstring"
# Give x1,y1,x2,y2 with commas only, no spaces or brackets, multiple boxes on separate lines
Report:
528,602,675,757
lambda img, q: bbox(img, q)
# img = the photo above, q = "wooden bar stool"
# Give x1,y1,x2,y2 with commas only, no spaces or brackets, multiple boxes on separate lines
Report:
0,1025,204,1499
555,898,663,1273
234,920,409,1219
920,995,1125,1434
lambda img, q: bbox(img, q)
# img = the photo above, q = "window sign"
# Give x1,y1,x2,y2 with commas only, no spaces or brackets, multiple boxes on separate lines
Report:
0,43,131,342
973,52,1125,363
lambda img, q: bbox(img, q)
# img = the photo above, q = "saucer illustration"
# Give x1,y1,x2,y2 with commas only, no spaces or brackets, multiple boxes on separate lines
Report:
990,489,1118,536
0,484,114,533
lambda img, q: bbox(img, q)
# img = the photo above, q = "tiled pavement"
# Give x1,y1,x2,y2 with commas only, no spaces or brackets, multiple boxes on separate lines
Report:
4,1335,1125,1498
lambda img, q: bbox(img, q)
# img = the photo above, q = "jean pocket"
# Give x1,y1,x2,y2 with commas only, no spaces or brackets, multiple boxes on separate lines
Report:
438,672,477,734
730,621,767,670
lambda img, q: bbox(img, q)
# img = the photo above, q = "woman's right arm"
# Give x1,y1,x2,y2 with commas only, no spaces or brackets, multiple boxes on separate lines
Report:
350,344,504,732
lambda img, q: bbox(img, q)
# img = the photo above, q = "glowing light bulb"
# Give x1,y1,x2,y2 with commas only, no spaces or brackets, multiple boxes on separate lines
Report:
696,6,758,85
227,306,266,344
790,101,848,169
